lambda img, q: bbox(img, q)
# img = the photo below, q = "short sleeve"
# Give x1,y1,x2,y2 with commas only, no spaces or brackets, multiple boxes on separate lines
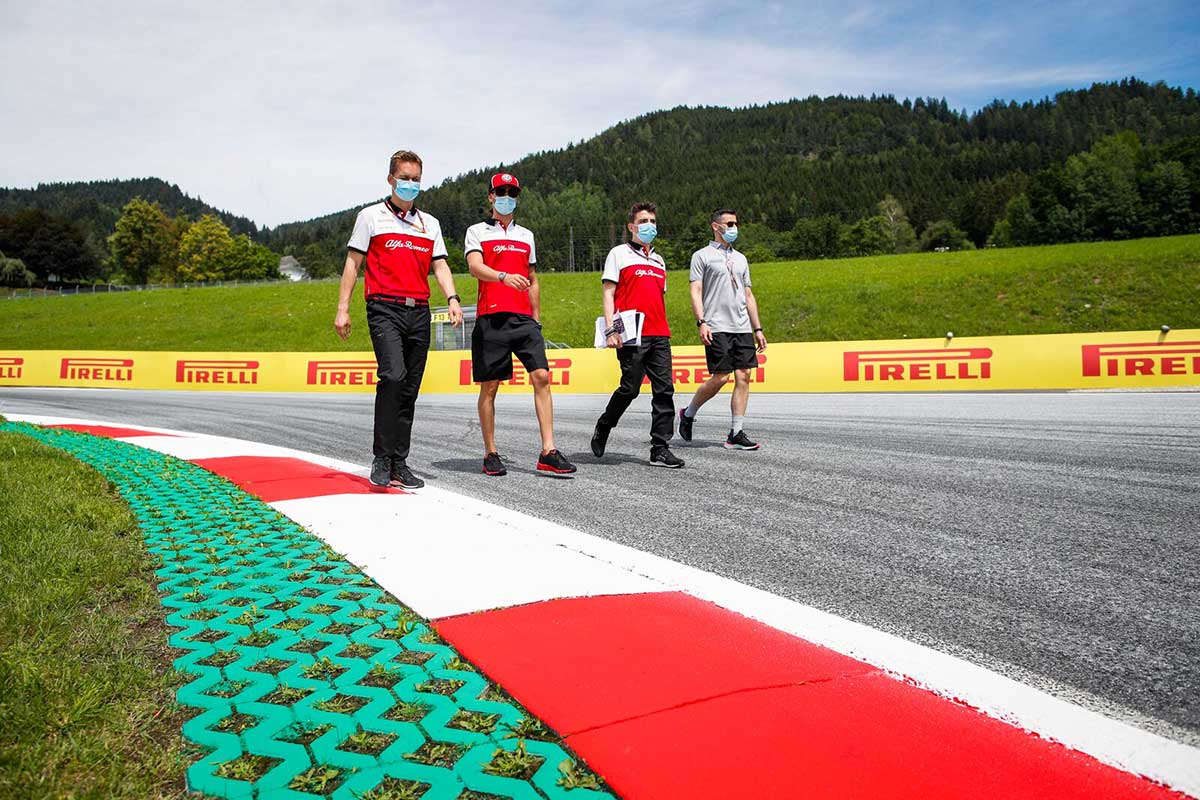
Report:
527,231,537,266
689,249,705,282
430,221,448,260
742,258,752,287
601,247,620,283
464,224,482,255
347,209,371,253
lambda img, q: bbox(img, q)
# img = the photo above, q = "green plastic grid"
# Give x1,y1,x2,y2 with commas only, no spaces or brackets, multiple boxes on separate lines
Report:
5,423,615,800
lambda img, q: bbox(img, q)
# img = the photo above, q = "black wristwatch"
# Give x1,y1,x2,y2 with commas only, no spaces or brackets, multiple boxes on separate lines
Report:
447,294,461,303
697,319,707,328
754,327,763,332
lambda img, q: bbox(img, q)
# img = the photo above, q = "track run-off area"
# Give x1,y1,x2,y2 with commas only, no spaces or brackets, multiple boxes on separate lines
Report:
3,386,1199,796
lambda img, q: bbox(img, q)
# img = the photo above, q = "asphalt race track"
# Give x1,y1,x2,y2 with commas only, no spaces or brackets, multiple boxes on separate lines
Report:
3,387,1198,746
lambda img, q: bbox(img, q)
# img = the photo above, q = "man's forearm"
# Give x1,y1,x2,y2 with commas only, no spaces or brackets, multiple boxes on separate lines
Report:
432,259,458,300
602,285,616,326
746,291,762,329
336,257,359,311
690,282,705,322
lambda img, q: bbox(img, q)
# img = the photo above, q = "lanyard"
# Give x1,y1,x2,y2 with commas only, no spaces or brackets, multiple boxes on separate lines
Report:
387,203,426,235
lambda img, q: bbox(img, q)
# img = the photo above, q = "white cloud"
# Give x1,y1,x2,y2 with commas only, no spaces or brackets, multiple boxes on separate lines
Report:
0,0,1188,227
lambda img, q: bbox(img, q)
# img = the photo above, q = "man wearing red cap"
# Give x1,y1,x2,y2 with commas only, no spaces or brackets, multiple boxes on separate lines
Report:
463,172,576,477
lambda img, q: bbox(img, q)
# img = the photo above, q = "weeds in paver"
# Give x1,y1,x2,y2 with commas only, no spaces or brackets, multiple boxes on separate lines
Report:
383,701,432,723
360,777,431,799
214,713,260,734
198,649,242,668
279,721,334,745
247,657,292,675
314,693,369,715
275,617,309,631
415,678,465,697
558,759,605,790
502,717,555,742
289,638,330,654
405,741,466,768
260,684,312,705
289,765,343,794
338,729,398,756
445,656,475,672
448,710,501,734
484,741,544,781
238,629,279,647
301,656,346,681
357,662,403,689
205,679,250,698
392,649,434,666
215,753,280,782
340,642,379,660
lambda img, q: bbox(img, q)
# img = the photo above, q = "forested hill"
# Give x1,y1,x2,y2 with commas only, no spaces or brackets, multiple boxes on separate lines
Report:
0,177,259,246
264,78,1200,269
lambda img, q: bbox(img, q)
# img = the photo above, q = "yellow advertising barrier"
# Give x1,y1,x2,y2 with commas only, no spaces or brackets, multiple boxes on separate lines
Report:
2,329,1199,394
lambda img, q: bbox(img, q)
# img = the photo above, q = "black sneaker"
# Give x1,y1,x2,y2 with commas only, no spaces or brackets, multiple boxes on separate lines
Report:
725,430,761,451
390,461,425,489
649,447,685,468
591,420,610,458
369,456,392,487
677,408,694,442
482,452,507,476
537,449,577,475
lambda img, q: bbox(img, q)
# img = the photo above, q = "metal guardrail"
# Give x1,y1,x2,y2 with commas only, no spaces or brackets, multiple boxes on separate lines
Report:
3,277,333,300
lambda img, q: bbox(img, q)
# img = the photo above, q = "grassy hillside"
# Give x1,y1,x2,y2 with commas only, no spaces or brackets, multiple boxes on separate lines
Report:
1,236,1197,352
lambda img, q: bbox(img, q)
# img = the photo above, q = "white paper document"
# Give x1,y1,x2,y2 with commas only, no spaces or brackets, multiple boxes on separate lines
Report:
594,310,645,348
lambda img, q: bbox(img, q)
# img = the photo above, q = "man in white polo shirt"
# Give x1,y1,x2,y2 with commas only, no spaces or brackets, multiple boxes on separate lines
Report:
678,208,767,450
464,172,576,477
333,149,463,489
591,201,685,468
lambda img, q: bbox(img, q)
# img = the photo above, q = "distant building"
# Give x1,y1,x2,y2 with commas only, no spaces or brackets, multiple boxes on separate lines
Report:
278,256,307,282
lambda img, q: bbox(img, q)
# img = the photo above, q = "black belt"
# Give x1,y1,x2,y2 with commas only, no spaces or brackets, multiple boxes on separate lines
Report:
368,294,429,307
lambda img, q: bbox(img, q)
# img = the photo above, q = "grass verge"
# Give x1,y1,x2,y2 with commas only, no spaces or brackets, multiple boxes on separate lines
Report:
0,235,1196,351
0,428,193,798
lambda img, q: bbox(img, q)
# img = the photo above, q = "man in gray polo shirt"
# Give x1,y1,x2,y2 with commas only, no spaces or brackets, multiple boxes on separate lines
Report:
678,208,767,450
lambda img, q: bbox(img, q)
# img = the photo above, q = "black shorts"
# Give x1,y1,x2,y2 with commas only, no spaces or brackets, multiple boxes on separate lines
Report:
471,312,550,382
705,331,758,374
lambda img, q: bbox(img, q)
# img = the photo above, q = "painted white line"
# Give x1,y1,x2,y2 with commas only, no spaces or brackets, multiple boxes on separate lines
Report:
9,412,1200,797
272,493,666,618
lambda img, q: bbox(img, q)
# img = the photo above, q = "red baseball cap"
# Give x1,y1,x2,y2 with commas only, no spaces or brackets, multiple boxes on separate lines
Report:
490,172,520,191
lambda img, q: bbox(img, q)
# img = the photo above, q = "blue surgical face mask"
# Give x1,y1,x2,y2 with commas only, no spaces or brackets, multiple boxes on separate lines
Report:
493,195,517,216
722,225,739,244
393,179,420,202
636,222,657,244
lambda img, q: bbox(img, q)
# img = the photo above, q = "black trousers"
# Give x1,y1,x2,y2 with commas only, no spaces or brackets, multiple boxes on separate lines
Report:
367,299,431,461
599,336,675,449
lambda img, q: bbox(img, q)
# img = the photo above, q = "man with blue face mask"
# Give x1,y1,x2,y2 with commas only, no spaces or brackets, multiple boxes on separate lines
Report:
334,149,463,489
464,172,576,477
678,208,767,450
591,201,684,468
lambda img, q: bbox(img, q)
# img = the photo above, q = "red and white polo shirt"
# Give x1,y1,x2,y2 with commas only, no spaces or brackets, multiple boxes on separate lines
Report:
464,218,537,317
347,199,448,301
602,242,670,337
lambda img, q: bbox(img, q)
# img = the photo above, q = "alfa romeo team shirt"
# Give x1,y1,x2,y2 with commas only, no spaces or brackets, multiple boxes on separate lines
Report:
347,199,448,301
689,241,752,334
601,242,670,337
463,218,536,316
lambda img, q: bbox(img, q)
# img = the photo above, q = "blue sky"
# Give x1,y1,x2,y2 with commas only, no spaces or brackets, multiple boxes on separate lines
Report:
1,1,1196,227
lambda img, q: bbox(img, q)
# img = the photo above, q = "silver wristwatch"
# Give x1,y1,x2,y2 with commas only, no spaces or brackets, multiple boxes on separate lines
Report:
497,271,508,282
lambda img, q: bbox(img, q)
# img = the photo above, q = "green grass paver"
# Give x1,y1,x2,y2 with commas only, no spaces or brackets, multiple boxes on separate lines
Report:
3,422,614,800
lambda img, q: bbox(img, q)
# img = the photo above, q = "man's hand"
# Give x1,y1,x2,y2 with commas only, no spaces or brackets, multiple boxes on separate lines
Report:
606,332,624,349
755,330,768,352
699,322,714,345
448,299,463,328
334,309,351,340
504,273,531,291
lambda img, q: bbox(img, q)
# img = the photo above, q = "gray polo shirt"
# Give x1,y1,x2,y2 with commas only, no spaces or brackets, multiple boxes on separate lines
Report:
689,241,752,334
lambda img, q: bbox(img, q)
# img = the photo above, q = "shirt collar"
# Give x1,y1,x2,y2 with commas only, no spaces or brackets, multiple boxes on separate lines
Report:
385,196,418,219
628,241,655,257
709,240,734,252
